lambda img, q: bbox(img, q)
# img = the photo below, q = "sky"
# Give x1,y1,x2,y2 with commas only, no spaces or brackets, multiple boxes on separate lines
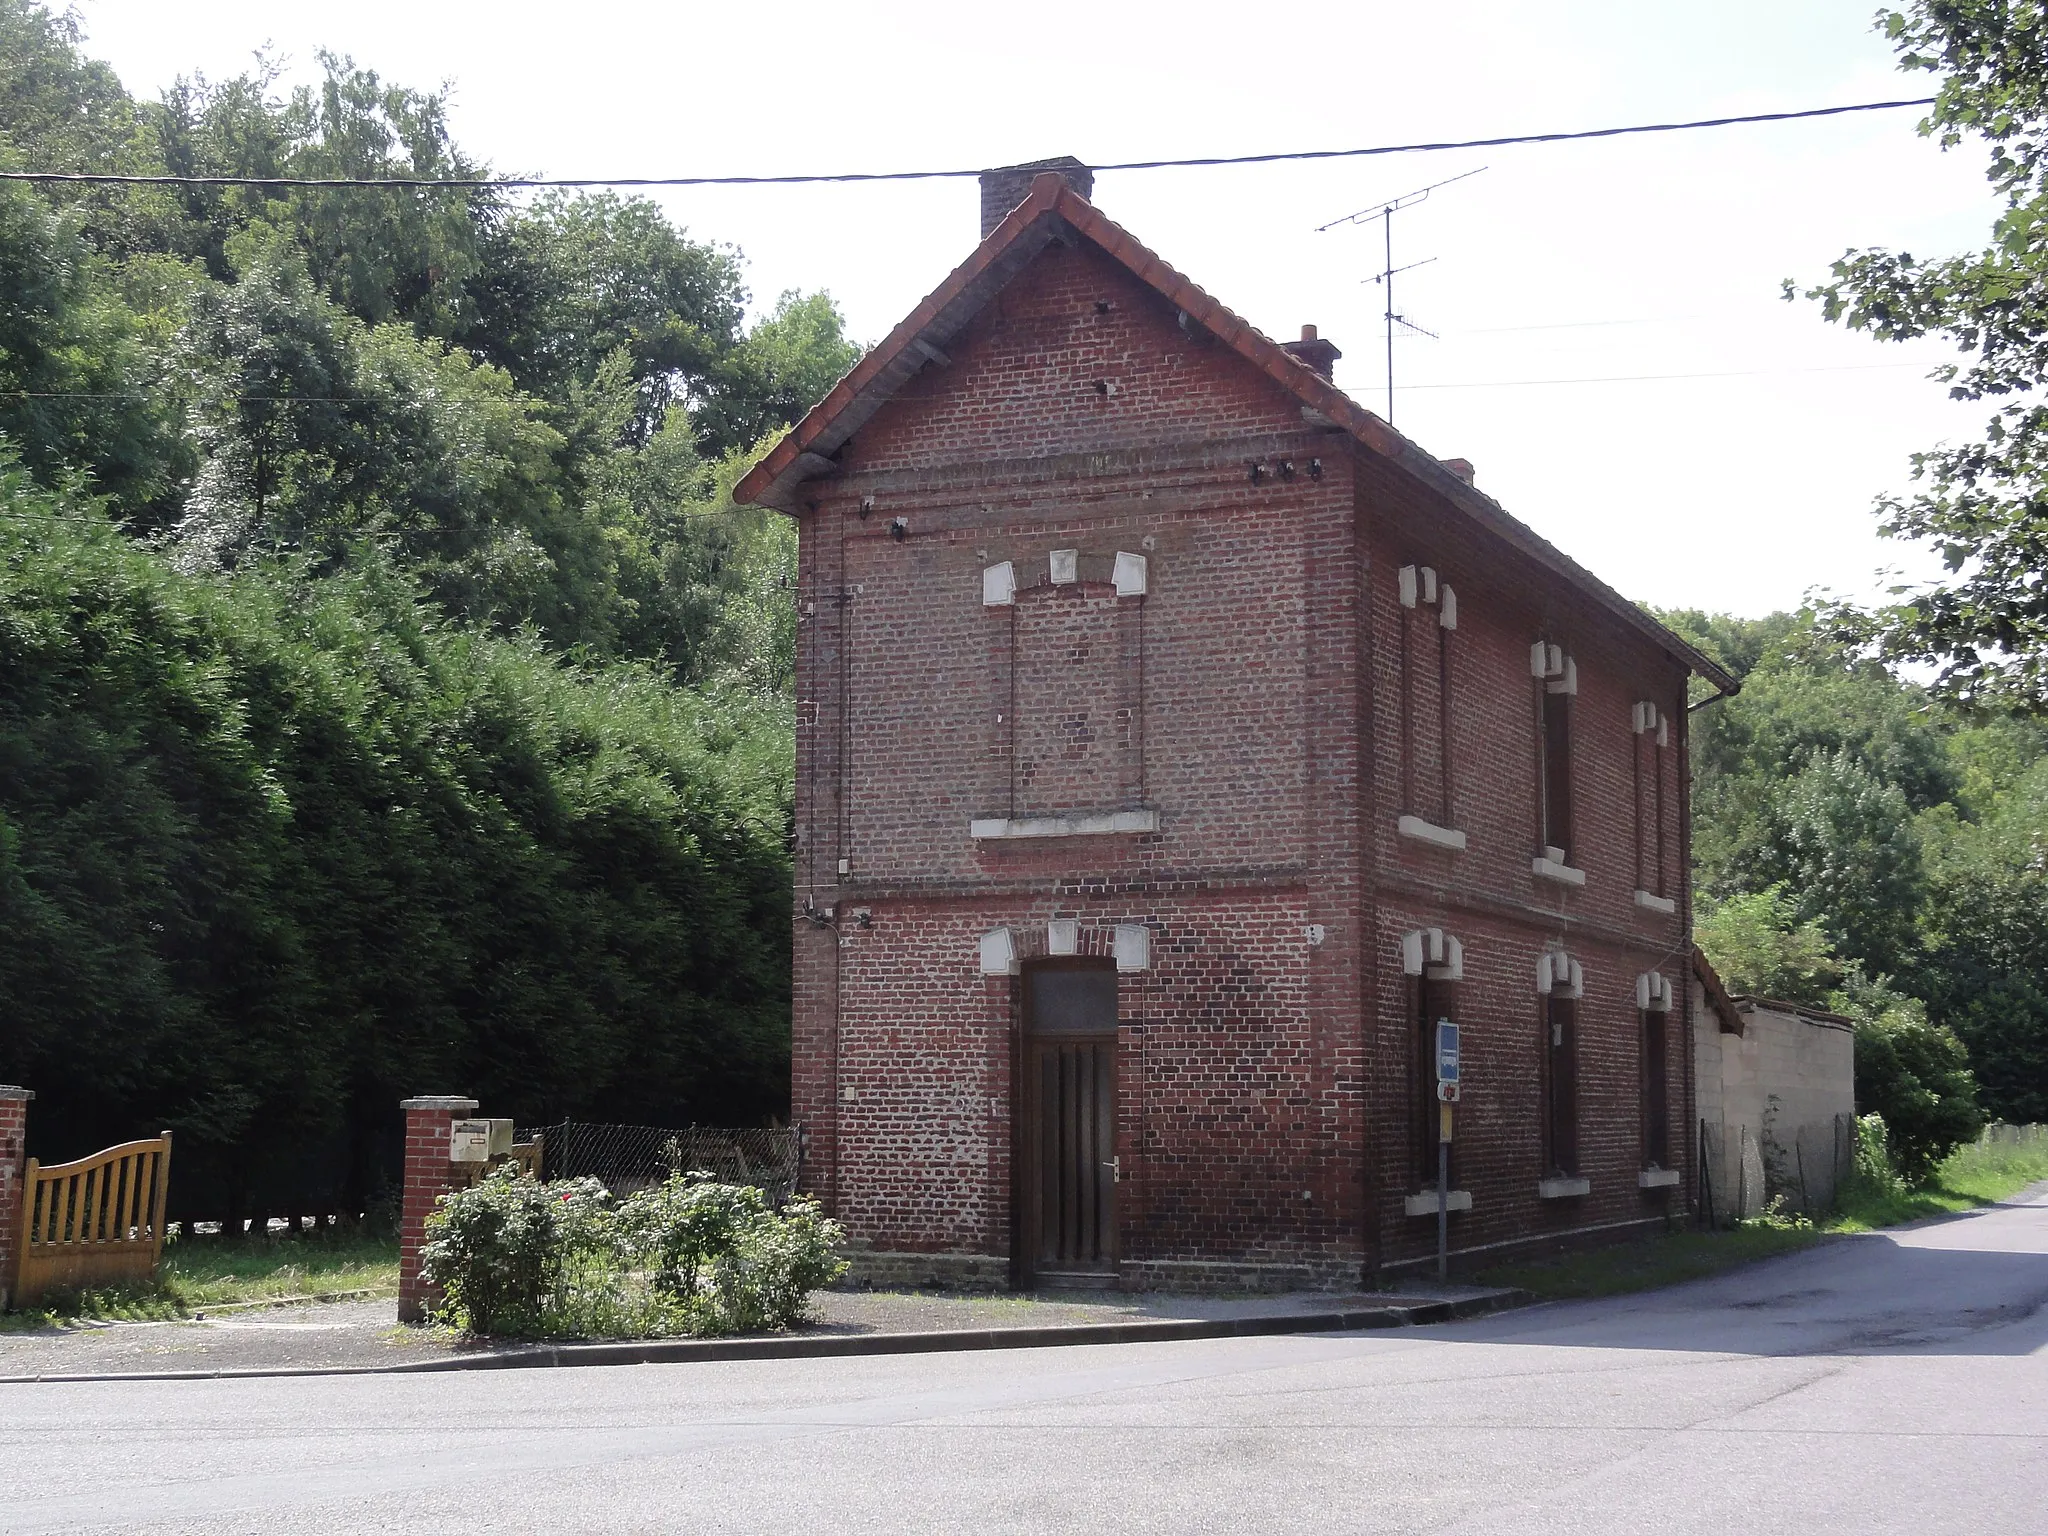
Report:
70,0,2002,618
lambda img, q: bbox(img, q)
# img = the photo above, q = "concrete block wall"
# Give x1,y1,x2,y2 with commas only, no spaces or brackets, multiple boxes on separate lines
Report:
0,1087,29,1311
1696,1002,1855,1216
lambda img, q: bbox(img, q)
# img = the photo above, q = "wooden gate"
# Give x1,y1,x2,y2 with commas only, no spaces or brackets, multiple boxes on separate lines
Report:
12,1133,172,1308
1018,961,1119,1286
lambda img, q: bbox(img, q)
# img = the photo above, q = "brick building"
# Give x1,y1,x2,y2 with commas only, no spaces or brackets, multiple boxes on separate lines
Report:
733,160,1739,1289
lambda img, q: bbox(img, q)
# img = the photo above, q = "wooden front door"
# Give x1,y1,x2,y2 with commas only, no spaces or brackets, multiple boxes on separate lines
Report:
1018,960,1119,1284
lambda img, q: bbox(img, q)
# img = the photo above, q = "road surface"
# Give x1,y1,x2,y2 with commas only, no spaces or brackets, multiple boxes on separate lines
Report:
4,1189,2045,1534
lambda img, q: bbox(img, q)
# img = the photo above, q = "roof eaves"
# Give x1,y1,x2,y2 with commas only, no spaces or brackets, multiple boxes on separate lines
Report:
736,175,1744,695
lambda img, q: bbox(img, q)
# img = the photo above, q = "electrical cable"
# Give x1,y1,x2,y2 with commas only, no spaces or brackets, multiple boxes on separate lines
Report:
0,98,1937,190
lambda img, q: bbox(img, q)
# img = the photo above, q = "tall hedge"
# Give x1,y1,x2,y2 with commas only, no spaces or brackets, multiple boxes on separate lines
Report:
0,467,791,1224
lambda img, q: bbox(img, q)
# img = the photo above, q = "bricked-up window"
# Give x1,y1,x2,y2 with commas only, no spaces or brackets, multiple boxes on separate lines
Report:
1632,701,1672,898
1531,642,1576,859
1398,565,1458,828
1543,994,1578,1175
1642,1009,1671,1166
1414,974,1458,1185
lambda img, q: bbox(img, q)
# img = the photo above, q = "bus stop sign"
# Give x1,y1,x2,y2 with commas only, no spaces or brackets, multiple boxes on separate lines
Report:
1434,1020,1460,1084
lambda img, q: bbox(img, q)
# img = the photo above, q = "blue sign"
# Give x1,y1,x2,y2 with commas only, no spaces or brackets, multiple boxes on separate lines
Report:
1435,1020,1460,1084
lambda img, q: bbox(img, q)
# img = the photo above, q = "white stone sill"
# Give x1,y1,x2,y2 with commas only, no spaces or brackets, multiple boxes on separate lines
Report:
1532,856,1586,887
1537,1176,1591,1199
1398,815,1467,851
1634,889,1676,915
970,810,1159,839
1638,1167,1681,1189
1404,1189,1472,1216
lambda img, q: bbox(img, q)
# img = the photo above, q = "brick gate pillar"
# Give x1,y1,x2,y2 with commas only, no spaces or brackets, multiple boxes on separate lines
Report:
397,1095,478,1325
0,1087,31,1313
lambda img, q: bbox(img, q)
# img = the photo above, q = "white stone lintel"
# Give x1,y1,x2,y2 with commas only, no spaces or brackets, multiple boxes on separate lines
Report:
1538,1176,1592,1200
1634,890,1677,915
1398,815,1468,852
1532,856,1587,887
1639,1167,1681,1189
970,809,1159,840
1405,1189,1472,1217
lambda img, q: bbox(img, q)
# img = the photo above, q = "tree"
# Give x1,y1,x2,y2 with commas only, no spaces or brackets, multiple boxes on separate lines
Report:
1694,886,1843,1006
1840,974,1985,1181
693,290,862,458
0,179,185,519
459,192,748,446
1914,751,2048,1122
1801,2,2048,709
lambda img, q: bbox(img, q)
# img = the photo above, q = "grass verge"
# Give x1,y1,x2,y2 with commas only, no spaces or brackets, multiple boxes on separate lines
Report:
1476,1224,1822,1301
1480,1130,2048,1304
0,1230,400,1332
1831,1132,2048,1232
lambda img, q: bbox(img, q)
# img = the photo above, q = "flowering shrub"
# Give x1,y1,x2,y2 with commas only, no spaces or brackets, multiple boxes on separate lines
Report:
419,1167,613,1335
619,1172,846,1335
422,1166,844,1339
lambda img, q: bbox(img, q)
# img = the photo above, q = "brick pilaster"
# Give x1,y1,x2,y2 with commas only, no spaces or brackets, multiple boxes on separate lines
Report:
397,1095,478,1325
0,1087,32,1313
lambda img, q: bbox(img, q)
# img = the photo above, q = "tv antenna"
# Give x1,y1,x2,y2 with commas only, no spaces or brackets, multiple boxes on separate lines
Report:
1317,166,1485,426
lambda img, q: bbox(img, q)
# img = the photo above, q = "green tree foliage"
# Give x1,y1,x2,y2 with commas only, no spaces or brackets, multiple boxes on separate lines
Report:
0,469,791,1218
1672,605,2044,1130
0,5,853,1221
692,290,862,458
1800,2,2048,708
1694,888,1842,1006
0,180,186,518
1840,977,1985,1181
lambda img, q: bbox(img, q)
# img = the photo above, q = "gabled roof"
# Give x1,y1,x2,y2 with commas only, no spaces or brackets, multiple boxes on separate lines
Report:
734,171,1739,696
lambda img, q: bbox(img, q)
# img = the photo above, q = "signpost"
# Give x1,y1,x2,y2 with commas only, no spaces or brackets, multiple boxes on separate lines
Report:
1434,1021,1459,1281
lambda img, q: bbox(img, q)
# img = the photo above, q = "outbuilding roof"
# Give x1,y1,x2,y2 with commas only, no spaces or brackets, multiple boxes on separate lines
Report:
734,171,1739,696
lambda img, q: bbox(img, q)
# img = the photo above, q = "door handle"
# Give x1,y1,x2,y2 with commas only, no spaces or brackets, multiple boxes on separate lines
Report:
1103,1157,1121,1184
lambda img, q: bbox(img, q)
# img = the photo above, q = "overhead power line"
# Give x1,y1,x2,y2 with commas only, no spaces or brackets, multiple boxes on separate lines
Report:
0,98,1937,190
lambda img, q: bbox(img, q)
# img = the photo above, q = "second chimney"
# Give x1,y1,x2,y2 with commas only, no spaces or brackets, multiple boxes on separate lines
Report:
1282,324,1342,381
978,156,1094,240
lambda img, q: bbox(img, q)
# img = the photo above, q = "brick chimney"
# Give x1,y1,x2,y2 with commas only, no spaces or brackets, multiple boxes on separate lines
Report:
1443,458,1475,485
1282,324,1341,381
979,156,1094,239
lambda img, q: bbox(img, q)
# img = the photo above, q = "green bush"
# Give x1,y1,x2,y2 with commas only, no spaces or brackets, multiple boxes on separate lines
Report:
419,1167,613,1335
423,1167,844,1339
701,1195,846,1335
1847,985,1985,1181
618,1171,845,1335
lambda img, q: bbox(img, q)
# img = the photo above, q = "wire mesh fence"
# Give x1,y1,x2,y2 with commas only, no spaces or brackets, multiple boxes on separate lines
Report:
511,1121,802,1206
1699,1112,1856,1226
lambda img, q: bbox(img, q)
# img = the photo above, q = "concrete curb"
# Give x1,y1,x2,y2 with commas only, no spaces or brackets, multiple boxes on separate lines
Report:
0,1289,1528,1386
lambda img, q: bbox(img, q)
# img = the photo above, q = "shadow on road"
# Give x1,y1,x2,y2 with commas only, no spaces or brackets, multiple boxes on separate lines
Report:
1420,1194,2048,1360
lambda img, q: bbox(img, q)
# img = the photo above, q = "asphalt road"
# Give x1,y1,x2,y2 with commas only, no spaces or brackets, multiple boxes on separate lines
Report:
4,1190,2045,1535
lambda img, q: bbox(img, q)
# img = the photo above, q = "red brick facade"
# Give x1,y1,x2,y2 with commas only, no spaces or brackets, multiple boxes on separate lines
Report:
0,1088,29,1310
396,1095,478,1323
738,170,1728,1288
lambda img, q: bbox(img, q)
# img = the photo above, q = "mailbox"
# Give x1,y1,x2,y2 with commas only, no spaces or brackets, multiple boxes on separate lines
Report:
450,1118,514,1163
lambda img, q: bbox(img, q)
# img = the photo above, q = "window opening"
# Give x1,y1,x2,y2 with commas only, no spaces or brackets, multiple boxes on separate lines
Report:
1642,1009,1670,1166
1544,994,1577,1175
1532,642,1576,859
1398,564,1457,828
